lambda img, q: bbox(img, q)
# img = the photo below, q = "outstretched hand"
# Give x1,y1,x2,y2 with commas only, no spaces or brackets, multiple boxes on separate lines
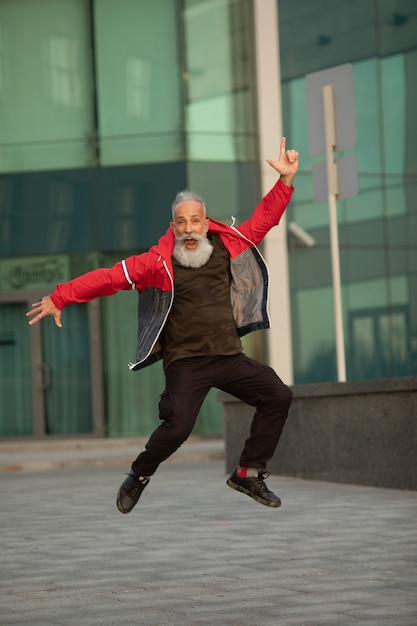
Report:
266,137,299,187
26,296,62,327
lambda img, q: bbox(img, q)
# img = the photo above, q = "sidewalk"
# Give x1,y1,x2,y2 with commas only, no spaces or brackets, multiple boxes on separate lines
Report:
0,435,225,473
0,440,416,625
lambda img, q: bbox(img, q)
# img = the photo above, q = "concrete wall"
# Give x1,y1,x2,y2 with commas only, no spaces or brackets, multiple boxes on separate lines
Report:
220,377,417,490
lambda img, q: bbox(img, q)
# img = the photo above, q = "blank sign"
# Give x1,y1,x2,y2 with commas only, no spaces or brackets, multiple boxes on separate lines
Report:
305,63,356,156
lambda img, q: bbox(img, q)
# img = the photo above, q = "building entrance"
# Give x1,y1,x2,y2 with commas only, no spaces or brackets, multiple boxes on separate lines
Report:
0,291,104,438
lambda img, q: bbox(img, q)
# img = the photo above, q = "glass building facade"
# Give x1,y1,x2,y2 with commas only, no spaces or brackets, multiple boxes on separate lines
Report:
279,0,417,383
0,0,416,438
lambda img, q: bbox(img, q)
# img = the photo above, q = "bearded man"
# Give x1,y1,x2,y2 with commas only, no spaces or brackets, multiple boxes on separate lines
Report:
27,137,299,513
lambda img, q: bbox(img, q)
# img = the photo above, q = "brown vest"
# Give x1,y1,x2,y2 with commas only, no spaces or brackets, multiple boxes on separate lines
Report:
161,234,242,370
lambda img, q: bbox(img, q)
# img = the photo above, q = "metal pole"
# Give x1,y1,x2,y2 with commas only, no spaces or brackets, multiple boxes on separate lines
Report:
323,85,347,382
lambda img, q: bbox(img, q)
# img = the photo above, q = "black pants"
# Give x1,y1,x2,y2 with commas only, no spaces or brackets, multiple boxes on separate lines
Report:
132,353,292,477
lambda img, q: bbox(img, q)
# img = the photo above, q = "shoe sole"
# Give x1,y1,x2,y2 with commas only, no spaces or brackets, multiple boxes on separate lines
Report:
116,490,131,514
226,478,281,508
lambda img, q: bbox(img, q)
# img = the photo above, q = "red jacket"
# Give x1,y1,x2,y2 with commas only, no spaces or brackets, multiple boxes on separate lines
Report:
51,179,293,370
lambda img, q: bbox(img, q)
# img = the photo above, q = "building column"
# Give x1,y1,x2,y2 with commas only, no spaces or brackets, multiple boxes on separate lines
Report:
253,0,293,383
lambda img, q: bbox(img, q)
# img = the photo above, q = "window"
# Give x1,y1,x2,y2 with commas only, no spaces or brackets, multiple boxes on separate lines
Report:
93,0,183,165
0,0,93,172
182,0,256,161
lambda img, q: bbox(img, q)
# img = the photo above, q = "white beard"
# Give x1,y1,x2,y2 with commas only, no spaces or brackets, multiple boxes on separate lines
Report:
172,233,214,268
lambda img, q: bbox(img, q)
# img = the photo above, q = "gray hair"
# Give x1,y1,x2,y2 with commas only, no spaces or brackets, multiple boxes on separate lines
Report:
171,190,206,218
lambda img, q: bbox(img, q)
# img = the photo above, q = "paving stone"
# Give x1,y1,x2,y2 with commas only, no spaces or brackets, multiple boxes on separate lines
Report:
0,453,416,626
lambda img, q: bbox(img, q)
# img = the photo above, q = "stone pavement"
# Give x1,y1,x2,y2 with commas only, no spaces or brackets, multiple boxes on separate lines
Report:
0,439,416,626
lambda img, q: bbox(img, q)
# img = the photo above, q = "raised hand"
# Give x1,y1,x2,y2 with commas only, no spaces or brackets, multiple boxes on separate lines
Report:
266,137,299,187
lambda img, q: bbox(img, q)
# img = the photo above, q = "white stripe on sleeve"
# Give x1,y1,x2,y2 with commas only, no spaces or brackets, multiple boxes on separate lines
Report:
121,259,136,289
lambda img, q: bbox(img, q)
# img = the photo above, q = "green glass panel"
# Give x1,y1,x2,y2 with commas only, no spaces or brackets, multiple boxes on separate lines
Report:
381,54,406,176
377,2,417,58
0,303,32,436
292,286,337,383
281,5,417,382
353,58,382,175
348,301,410,379
379,311,409,375
42,305,92,434
183,0,256,161
278,0,377,81
0,0,93,172
380,50,417,178
101,288,164,437
291,276,411,382
346,277,406,311
283,78,313,172
384,179,407,219
94,0,183,165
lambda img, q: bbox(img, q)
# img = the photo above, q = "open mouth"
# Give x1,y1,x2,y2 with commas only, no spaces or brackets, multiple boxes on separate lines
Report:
185,238,197,249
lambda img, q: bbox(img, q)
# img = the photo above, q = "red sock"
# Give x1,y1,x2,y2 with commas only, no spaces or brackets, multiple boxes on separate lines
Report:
237,465,248,478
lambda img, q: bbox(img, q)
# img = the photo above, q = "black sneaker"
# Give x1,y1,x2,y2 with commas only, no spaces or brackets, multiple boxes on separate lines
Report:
226,468,281,508
117,471,150,514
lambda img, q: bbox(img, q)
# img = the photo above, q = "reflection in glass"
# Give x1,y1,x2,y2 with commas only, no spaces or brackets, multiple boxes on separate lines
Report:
0,0,93,172
281,1,417,381
45,35,83,108
94,0,183,165
126,57,151,120
350,307,409,379
183,0,256,161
